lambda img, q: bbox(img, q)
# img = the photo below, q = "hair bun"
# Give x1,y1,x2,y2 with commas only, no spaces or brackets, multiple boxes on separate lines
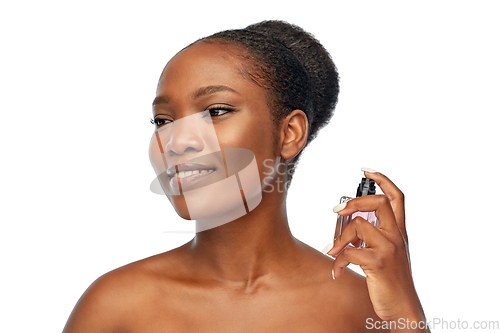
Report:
246,20,339,140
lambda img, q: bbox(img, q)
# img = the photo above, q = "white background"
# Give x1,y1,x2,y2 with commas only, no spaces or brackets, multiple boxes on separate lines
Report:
1,1,499,332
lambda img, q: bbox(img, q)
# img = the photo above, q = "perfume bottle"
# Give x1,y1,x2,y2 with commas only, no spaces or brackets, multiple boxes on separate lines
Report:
334,178,379,249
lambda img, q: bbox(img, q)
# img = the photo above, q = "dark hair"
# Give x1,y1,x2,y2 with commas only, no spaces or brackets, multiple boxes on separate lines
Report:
198,20,339,180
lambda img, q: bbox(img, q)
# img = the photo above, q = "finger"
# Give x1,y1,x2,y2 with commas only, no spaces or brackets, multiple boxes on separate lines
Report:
362,170,407,241
333,195,398,232
332,246,374,279
327,215,387,256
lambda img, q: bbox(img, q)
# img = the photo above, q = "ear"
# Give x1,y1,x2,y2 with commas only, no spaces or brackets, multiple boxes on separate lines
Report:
279,109,309,160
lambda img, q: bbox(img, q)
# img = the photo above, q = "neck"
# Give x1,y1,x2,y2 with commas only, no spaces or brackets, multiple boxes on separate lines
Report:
186,191,299,284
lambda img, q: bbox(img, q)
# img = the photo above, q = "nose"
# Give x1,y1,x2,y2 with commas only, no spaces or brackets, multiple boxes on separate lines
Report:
163,119,204,156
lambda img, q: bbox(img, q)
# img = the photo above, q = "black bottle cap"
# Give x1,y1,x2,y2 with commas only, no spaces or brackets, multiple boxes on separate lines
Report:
356,178,376,197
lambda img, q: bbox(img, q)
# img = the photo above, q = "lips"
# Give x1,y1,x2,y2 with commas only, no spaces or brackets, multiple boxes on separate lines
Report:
167,162,217,191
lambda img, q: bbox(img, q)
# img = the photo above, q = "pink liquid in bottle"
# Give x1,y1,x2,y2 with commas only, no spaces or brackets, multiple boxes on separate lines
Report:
334,178,378,249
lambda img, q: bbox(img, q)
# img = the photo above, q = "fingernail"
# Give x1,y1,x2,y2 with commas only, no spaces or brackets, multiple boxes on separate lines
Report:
332,269,335,280
321,242,333,255
333,202,347,213
361,167,378,173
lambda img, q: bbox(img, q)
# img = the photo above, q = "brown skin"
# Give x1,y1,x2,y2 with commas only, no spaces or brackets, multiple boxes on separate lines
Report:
63,42,428,332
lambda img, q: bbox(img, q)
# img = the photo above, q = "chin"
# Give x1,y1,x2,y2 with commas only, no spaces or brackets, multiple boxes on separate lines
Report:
168,195,192,220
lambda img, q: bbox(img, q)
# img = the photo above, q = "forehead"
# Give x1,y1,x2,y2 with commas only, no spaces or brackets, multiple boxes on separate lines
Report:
158,42,250,94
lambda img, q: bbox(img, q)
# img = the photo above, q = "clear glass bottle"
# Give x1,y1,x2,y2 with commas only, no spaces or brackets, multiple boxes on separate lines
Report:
334,178,379,249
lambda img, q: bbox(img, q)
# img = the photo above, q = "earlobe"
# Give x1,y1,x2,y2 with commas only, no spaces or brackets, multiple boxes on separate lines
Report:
280,110,309,160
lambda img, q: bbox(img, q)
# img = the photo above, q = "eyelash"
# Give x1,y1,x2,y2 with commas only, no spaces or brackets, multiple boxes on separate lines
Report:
205,105,234,117
150,105,234,127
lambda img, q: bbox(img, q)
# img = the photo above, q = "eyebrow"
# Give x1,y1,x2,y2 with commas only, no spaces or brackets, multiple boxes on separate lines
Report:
152,95,169,106
152,85,240,106
191,85,240,99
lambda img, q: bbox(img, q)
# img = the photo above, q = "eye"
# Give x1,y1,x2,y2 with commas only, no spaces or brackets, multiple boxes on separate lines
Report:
205,105,234,117
150,118,172,127
208,109,229,117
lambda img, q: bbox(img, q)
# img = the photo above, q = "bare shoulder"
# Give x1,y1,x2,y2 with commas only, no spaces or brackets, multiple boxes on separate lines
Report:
295,240,389,332
62,246,188,333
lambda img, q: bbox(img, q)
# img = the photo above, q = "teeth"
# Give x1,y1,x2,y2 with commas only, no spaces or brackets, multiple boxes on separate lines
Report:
174,169,213,178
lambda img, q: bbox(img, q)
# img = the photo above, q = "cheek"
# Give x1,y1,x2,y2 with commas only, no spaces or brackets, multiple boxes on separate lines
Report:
217,121,278,189
149,133,166,176
216,115,275,155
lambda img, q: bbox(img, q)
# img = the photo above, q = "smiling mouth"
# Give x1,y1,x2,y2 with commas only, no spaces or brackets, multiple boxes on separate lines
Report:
172,169,215,178
167,162,218,191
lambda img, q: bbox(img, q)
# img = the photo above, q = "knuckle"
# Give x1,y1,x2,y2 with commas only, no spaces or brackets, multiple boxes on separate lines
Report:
351,217,368,236
377,194,390,205
351,216,365,227
341,247,353,259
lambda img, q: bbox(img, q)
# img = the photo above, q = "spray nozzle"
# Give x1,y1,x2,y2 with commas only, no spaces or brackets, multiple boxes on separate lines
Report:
356,178,376,197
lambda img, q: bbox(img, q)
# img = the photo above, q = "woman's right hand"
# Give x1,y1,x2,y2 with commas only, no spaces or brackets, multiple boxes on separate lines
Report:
327,170,429,331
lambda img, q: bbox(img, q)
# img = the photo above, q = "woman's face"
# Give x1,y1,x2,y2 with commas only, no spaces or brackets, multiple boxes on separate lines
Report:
149,41,280,222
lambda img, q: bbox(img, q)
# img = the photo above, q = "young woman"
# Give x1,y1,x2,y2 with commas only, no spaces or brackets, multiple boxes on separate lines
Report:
63,21,428,332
